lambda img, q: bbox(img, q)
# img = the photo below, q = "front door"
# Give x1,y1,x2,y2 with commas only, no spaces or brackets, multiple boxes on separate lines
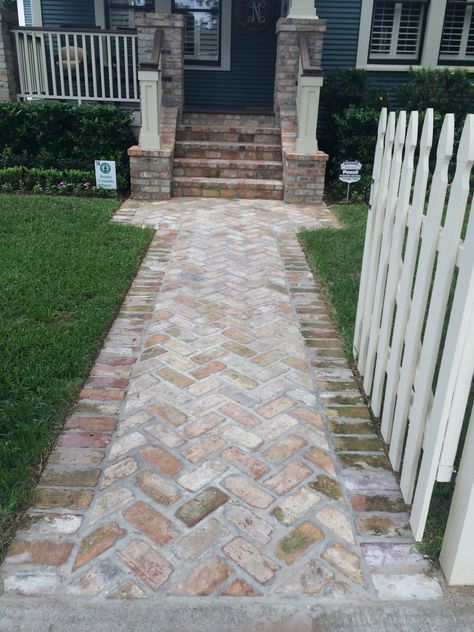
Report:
178,0,280,111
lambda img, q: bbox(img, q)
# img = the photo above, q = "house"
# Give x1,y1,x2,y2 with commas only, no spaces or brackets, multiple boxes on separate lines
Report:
15,1,474,107
1,1,473,203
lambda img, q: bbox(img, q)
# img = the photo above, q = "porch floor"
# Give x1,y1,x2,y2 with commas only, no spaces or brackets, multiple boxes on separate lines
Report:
1,198,441,602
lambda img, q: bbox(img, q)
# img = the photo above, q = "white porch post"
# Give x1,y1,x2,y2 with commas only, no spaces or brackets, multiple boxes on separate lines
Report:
288,0,318,19
440,405,474,585
296,60,322,153
138,68,161,150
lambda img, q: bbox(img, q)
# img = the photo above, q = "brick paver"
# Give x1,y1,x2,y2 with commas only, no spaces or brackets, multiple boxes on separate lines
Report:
1,199,440,601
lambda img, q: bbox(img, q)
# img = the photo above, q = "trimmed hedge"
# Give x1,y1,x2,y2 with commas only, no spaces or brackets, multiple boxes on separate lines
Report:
0,102,135,194
0,167,119,196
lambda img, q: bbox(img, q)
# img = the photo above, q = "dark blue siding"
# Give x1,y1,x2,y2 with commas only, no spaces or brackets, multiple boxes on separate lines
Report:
317,0,362,69
23,0,32,25
41,0,96,28
184,0,280,109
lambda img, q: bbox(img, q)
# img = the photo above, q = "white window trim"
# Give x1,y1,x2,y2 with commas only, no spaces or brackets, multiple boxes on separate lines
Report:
439,1,474,63
356,0,474,71
94,0,107,28
180,0,231,72
30,0,43,26
17,0,26,26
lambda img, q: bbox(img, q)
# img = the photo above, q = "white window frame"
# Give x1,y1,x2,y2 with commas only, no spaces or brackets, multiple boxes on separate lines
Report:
177,0,231,72
356,0,473,70
439,0,474,63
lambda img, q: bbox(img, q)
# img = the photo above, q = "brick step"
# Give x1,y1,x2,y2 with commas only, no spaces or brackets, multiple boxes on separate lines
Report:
172,176,283,200
173,158,283,180
176,125,281,144
181,113,276,128
174,141,282,161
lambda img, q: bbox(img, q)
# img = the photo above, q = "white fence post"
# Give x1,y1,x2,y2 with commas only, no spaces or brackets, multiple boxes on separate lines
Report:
353,108,387,359
357,112,396,374
440,407,474,585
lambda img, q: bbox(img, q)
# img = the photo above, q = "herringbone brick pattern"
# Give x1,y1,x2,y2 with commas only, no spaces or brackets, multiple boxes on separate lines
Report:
1,199,439,601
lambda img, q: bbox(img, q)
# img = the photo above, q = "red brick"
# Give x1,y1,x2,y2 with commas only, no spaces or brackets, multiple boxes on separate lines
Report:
117,540,172,590
5,540,73,565
141,446,182,476
223,447,269,480
57,432,110,449
124,501,175,544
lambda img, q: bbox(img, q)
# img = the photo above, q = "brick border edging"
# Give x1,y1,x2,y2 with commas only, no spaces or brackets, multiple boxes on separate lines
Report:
0,230,178,594
278,231,435,584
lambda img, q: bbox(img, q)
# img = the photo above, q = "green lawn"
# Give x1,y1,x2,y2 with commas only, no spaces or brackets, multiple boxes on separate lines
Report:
299,203,451,557
0,195,153,556
299,204,368,359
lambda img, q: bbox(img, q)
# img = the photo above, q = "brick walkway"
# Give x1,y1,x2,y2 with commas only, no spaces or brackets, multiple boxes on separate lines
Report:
1,199,441,601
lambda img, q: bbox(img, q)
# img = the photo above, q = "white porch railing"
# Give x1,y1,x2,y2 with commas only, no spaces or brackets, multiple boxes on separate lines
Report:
354,107,474,585
12,27,139,103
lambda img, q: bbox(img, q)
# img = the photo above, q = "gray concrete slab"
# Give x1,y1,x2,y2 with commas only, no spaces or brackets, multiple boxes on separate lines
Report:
1,598,474,632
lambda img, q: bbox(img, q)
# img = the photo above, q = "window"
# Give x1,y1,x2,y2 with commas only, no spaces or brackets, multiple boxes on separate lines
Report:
368,1,427,62
107,0,154,29
172,0,221,66
440,0,474,62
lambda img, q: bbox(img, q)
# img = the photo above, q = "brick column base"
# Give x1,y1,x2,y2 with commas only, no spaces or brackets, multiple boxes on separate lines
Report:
128,106,178,200
281,109,328,204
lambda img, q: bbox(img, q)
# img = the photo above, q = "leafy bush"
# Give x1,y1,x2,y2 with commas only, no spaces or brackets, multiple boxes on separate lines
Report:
0,102,134,193
321,68,388,121
0,167,119,197
398,68,474,121
320,69,388,191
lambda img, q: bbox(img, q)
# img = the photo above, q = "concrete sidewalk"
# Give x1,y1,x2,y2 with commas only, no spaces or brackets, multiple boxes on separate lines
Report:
1,597,474,632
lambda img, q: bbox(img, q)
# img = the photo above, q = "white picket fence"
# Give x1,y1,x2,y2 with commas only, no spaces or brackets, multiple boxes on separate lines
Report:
353,108,474,584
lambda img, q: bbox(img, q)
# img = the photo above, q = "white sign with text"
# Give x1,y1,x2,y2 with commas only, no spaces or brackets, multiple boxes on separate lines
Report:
95,160,117,190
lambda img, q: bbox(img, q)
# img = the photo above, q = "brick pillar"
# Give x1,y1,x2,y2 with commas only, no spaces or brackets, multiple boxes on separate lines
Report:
135,13,184,110
274,17,328,204
0,8,19,102
128,13,184,200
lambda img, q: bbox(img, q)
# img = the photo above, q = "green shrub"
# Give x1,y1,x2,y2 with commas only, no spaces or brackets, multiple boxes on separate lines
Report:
0,166,118,197
321,68,388,120
397,68,474,121
320,69,388,192
0,102,134,193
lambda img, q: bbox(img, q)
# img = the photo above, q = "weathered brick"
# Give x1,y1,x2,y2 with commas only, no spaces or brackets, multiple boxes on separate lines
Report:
73,522,126,569
5,540,73,566
124,501,175,545
175,487,229,527
223,537,278,584
276,521,324,564
117,540,173,590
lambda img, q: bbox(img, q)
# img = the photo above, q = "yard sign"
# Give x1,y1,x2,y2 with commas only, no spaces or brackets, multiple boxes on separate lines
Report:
95,160,117,190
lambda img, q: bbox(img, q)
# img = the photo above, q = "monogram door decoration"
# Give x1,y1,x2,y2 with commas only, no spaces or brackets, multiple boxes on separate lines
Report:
234,0,274,32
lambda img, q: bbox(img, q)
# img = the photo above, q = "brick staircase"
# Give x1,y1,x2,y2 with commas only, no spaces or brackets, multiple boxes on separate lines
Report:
172,113,284,200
